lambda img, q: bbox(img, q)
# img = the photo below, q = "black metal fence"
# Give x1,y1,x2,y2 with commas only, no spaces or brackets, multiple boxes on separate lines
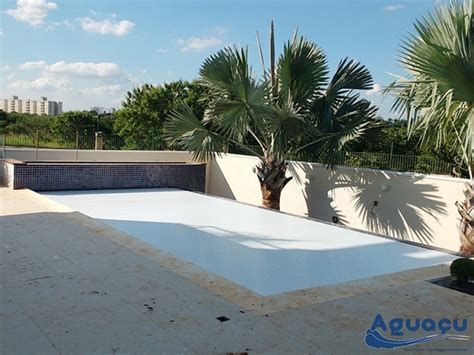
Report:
229,145,455,175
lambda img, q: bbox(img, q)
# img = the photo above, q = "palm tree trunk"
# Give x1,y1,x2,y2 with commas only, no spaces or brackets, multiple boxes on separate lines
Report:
255,159,293,210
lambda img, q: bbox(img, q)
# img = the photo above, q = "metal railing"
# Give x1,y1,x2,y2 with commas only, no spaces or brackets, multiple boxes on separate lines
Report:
1,133,455,175
229,144,455,175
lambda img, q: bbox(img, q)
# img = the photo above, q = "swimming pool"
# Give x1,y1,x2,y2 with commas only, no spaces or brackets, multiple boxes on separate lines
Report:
42,188,456,296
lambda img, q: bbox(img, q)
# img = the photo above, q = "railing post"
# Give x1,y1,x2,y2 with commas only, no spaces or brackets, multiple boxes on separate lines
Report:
94,131,104,150
2,134,5,159
35,129,39,161
389,142,394,170
75,131,79,161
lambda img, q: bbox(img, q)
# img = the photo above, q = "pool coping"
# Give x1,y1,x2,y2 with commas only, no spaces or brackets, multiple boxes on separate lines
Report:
29,187,461,315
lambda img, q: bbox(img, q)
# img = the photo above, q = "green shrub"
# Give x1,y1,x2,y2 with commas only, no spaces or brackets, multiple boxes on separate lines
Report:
450,258,474,282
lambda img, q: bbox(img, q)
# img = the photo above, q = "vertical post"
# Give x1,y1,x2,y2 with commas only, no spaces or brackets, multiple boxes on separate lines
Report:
75,130,79,161
389,142,394,170
94,131,104,150
35,128,39,161
2,134,5,159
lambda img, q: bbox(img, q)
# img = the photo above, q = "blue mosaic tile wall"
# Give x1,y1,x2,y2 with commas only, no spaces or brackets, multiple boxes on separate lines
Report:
11,162,206,192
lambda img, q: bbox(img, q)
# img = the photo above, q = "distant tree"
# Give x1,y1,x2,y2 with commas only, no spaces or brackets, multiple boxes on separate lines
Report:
114,80,208,150
94,112,116,135
351,118,423,154
352,118,468,176
0,112,54,136
52,111,97,137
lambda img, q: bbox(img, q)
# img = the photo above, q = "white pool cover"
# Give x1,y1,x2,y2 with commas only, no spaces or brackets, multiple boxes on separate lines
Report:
42,188,456,296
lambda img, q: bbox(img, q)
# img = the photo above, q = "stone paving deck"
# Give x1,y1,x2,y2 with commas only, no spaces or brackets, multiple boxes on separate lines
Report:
1,187,473,354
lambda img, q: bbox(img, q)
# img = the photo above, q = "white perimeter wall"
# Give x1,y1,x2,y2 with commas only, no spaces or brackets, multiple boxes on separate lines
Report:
208,154,469,253
3,148,468,252
2,148,195,162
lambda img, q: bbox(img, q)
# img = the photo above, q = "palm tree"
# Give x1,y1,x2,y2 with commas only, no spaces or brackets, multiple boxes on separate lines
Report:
385,0,473,254
165,23,377,210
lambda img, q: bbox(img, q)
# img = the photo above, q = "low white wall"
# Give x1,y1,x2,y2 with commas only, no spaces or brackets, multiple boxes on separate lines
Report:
0,161,13,188
208,154,469,253
2,147,195,162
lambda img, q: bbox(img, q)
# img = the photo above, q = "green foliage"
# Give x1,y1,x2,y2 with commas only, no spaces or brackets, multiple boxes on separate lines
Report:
386,0,473,178
114,80,208,150
351,118,427,154
52,111,97,138
450,258,474,282
166,26,377,165
351,118,468,177
0,112,55,137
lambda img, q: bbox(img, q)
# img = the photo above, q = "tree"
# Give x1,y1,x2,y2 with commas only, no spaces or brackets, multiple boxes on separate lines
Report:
165,23,377,210
53,111,96,137
350,118,423,154
385,0,473,254
0,112,54,137
114,80,208,150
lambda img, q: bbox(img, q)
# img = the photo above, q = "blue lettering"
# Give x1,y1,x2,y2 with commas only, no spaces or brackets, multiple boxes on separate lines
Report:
406,318,420,332
422,319,436,332
389,318,404,336
371,314,387,331
453,319,468,332
437,319,451,334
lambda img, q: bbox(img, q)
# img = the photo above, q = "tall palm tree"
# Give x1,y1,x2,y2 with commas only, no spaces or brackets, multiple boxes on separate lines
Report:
386,0,473,254
165,23,377,210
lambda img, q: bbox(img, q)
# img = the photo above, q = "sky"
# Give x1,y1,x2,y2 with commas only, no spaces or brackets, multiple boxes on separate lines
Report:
1,0,440,115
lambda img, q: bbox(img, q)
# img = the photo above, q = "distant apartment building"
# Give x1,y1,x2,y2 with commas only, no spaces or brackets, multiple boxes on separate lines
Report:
0,96,63,116
90,106,116,115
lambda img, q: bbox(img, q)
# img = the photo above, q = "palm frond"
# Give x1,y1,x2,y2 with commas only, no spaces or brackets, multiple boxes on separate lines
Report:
200,46,267,142
385,0,473,176
325,58,373,100
265,101,307,161
300,95,377,167
399,0,473,101
277,36,328,110
164,104,228,161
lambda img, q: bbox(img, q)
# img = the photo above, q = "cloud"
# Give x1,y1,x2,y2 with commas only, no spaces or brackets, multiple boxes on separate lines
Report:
156,48,169,53
2,65,15,80
179,36,223,52
366,83,383,96
384,4,404,12
19,60,48,70
79,84,122,96
45,19,75,31
19,60,124,79
214,27,228,35
79,17,135,36
5,0,57,27
10,77,69,90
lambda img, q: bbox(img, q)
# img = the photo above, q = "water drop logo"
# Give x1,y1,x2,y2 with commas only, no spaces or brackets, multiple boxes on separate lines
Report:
365,314,470,349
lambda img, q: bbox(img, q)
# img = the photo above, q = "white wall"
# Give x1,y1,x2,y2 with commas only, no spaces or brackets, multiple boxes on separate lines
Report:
207,154,469,253
2,147,195,162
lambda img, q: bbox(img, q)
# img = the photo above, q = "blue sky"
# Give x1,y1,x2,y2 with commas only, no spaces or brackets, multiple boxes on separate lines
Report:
1,0,439,114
